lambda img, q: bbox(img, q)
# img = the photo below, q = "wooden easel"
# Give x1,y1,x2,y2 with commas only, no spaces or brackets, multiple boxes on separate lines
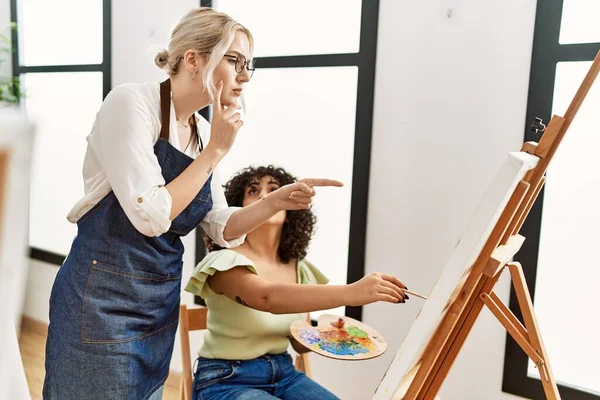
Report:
390,50,600,400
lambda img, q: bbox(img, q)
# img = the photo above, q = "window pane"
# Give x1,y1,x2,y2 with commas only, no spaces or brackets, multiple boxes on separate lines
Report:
218,66,358,318
18,0,103,66
529,61,600,395
214,0,361,57
23,72,103,255
559,0,600,45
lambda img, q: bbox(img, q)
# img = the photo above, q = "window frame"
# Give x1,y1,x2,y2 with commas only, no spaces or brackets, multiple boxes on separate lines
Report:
10,0,112,266
502,0,600,398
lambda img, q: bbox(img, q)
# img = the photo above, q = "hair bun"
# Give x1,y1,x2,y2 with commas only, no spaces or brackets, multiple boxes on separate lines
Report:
154,49,169,69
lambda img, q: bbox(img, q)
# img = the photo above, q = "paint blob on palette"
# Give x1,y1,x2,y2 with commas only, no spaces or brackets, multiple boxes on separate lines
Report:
290,314,387,360
298,325,375,356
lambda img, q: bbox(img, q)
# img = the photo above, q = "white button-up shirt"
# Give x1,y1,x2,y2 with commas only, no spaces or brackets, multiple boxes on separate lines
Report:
66,82,244,248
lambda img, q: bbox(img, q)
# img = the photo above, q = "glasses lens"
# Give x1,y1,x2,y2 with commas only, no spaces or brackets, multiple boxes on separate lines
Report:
236,56,245,73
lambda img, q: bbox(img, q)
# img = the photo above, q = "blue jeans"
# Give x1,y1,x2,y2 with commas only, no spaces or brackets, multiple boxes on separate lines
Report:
192,353,340,400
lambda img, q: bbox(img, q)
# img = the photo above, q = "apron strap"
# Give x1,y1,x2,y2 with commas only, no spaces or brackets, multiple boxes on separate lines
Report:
159,79,171,140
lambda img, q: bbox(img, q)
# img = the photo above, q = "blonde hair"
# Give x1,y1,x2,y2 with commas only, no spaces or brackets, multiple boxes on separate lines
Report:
154,7,253,102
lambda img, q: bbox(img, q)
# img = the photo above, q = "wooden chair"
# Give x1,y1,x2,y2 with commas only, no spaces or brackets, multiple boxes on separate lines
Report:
178,304,312,400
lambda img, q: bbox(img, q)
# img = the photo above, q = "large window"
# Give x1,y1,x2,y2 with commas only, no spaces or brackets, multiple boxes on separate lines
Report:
504,1,600,399
10,0,111,265
195,0,379,320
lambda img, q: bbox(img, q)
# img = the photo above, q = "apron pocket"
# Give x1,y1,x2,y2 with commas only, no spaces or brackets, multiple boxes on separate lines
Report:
82,260,181,343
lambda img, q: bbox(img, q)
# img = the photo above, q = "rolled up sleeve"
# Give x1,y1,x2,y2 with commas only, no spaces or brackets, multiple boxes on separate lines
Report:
135,186,172,236
88,85,172,237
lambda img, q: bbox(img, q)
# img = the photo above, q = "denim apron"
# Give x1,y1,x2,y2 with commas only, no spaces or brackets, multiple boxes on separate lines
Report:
43,79,213,400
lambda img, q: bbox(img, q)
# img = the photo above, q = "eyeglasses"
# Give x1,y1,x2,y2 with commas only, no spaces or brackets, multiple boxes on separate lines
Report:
223,54,256,77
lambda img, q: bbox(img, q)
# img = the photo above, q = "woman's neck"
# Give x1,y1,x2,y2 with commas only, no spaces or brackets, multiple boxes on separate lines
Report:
169,73,211,123
243,224,283,264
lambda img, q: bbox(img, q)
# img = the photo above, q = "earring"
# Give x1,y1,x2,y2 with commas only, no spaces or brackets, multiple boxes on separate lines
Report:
191,69,197,82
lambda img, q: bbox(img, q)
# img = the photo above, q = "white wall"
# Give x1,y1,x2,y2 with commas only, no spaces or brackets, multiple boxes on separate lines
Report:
20,0,541,399
111,0,198,87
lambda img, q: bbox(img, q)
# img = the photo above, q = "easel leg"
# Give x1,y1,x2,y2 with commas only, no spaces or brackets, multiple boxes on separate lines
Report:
402,182,531,400
484,291,528,341
504,176,546,243
480,292,544,367
418,275,497,399
417,263,561,400
507,262,560,399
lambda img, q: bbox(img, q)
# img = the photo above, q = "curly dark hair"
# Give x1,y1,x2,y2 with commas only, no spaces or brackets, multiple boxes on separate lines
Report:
206,165,317,263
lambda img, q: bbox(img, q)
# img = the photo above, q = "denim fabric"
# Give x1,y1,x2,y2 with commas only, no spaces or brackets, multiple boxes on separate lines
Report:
43,81,213,400
193,353,340,400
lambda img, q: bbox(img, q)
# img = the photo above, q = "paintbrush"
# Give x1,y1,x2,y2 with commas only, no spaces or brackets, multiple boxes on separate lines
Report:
403,289,428,300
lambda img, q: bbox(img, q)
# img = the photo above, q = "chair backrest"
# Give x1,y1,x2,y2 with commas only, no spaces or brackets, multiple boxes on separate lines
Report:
178,304,312,400
179,304,208,400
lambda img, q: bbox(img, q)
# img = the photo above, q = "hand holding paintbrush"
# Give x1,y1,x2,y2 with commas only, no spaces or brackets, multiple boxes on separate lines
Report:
402,288,428,300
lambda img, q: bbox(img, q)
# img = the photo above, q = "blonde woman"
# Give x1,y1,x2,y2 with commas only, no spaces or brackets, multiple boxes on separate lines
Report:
185,166,409,400
43,8,341,400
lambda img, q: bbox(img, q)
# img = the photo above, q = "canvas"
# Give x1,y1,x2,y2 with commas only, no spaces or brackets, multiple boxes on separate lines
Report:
374,151,539,399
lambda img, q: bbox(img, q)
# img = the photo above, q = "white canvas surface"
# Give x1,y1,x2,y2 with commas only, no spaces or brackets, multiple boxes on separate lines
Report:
374,151,540,399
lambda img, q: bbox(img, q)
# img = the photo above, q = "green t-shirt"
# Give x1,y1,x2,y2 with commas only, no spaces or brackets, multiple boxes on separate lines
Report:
184,249,329,360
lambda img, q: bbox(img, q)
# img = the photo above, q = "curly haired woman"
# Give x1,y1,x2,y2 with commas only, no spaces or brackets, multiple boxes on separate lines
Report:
185,165,410,400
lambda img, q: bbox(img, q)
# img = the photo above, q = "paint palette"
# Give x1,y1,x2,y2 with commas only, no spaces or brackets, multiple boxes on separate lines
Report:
290,314,387,360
